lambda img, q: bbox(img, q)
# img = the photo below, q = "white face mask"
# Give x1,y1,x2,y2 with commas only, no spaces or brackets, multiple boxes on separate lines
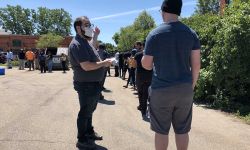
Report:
83,26,93,38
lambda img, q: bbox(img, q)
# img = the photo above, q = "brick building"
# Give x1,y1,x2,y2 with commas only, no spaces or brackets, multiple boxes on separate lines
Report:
0,31,73,53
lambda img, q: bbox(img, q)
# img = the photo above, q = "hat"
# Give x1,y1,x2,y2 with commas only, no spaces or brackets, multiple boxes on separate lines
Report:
161,0,182,16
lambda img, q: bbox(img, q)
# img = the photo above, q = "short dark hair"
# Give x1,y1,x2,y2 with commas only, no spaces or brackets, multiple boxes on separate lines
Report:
161,0,182,16
73,18,82,33
73,16,88,33
136,41,142,46
99,43,106,50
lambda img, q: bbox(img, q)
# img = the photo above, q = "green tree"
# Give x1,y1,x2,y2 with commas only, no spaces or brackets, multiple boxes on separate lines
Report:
35,7,72,36
195,0,220,14
105,43,115,51
185,1,250,116
0,5,72,36
36,33,63,48
0,5,35,35
35,7,52,35
49,8,72,36
208,1,250,113
133,11,156,41
114,11,155,51
112,32,120,45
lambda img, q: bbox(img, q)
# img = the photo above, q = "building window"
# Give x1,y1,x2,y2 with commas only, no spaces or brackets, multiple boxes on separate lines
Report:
12,39,22,47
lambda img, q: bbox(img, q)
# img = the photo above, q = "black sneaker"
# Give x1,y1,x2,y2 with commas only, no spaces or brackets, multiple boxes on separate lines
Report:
76,140,96,149
87,132,103,141
100,95,104,100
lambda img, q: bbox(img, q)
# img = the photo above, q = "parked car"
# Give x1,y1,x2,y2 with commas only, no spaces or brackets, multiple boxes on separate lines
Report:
46,47,69,70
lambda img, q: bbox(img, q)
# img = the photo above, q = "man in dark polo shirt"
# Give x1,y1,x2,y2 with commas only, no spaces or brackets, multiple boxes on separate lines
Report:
142,0,201,150
69,16,112,149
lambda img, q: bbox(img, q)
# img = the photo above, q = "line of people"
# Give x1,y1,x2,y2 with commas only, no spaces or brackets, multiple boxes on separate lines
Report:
114,41,153,119
16,49,68,73
69,0,201,149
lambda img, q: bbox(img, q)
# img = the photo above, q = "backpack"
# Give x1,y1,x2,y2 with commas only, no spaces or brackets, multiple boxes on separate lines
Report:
128,57,137,68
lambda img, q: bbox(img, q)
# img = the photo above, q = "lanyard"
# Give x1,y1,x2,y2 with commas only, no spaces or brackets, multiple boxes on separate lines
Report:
88,41,102,61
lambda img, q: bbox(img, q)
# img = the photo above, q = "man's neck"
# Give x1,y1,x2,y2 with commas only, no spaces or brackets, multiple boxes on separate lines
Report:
163,14,179,24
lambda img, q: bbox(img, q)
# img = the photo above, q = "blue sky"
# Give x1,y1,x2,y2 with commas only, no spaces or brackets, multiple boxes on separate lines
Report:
0,0,197,45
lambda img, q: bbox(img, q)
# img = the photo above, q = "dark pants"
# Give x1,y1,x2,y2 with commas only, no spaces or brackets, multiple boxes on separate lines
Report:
126,68,136,87
28,60,34,70
114,66,119,77
101,68,108,88
62,61,66,72
122,65,128,79
73,81,102,142
107,67,110,76
39,61,46,73
118,64,123,77
136,73,152,114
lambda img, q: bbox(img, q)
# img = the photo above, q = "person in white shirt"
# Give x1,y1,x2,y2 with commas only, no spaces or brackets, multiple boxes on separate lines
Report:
6,50,13,69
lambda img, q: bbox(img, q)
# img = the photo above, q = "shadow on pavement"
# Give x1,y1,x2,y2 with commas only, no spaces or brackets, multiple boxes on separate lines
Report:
78,144,108,150
133,92,138,95
102,89,112,93
98,99,115,105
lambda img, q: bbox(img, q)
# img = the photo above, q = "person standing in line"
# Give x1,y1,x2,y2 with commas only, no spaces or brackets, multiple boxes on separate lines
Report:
6,50,13,69
60,53,67,73
134,42,152,118
25,49,35,71
34,49,40,70
47,51,53,73
123,49,137,89
98,43,110,90
118,52,124,78
114,50,119,77
38,49,47,73
122,51,131,80
142,0,201,150
18,49,25,70
69,16,112,149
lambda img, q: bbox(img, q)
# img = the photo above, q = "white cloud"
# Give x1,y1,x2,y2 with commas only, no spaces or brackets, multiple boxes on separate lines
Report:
91,1,196,21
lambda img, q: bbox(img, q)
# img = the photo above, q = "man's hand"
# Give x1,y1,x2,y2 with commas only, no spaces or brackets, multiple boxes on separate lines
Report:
103,59,112,67
93,26,100,36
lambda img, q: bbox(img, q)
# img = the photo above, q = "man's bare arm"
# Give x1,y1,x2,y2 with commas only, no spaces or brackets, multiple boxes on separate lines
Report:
141,55,153,70
80,59,111,71
191,50,201,89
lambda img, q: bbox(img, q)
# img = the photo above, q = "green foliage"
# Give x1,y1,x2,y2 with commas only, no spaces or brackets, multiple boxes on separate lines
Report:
185,1,250,117
208,1,250,112
195,0,220,14
0,5,36,35
113,11,156,51
105,43,115,51
0,5,72,36
36,33,63,48
36,7,72,36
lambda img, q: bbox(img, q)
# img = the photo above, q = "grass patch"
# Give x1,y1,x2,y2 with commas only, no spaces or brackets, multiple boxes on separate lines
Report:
236,112,250,125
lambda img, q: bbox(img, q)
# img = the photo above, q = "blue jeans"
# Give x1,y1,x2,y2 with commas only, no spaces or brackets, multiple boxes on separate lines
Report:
73,81,102,142
48,60,53,72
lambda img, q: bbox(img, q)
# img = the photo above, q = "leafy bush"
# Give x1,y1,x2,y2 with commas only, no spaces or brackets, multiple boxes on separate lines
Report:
209,2,250,112
183,1,250,116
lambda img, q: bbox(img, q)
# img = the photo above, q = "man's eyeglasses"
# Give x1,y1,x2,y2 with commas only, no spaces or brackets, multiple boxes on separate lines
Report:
84,23,94,28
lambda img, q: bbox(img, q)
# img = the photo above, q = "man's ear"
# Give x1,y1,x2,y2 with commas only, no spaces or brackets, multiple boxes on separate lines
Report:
76,26,83,34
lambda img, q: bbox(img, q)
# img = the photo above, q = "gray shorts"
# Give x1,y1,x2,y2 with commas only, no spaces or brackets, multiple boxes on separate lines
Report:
149,83,194,135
